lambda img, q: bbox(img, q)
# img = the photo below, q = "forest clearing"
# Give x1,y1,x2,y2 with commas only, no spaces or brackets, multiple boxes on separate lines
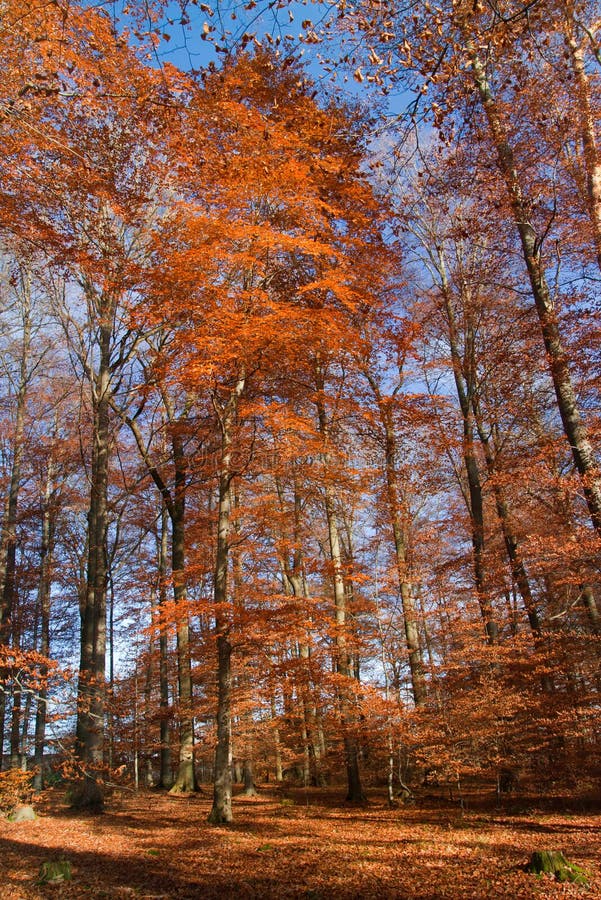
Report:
1,785,601,899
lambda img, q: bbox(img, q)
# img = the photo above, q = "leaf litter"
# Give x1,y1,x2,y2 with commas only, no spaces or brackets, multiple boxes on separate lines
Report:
0,787,599,899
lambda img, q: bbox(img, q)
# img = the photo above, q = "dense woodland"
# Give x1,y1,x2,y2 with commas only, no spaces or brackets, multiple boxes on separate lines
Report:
0,0,600,829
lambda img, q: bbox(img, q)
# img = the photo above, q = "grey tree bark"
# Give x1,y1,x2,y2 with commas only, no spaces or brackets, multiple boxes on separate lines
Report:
208,371,246,825
363,369,428,703
122,397,197,794
314,364,365,803
71,284,114,812
0,262,33,767
467,41,601,536
33,457,55,790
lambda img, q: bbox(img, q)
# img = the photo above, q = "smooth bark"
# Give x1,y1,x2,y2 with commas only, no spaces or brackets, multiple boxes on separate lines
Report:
429,247,498,642
33,460,55,790
169,460,196,794
364,370,428,703
467,41,601,536
315,371,365,803
157,502,172,789
72,294,112,812
0,268,32,767
208,372,246,825
564,8,601,272
122,402,196,794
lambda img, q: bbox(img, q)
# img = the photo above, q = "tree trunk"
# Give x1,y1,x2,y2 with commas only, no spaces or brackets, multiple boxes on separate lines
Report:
122,405,194,793
274,474,325,785
9,687,21,770
208,373,246,825
364,371,427,703
564,11,601,272
0,271,31,769
107,561,116,772
33,462,55,790
268,692,283,783
467,42,601,535
471,399,544,636
242,756,257,796
374,572,399,806
315,376,365,803
208,615,233,823
435,256,498,642
168,453,197,793
72,306,112,813
581,585,601,636
157,501,172,789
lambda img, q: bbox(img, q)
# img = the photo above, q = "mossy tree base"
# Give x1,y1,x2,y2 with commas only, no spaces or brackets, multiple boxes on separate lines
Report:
168,759,198,795
168,780,197,796
526,851,589,885
207,801,233,825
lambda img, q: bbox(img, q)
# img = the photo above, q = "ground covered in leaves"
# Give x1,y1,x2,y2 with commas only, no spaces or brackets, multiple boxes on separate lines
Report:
1,786,600,899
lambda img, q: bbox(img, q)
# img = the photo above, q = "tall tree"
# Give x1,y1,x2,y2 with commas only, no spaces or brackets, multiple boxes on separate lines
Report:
143,51,389,820
0,7,175,807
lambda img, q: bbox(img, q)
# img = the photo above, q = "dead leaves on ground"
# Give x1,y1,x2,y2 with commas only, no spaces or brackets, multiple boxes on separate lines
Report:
0,787,599,899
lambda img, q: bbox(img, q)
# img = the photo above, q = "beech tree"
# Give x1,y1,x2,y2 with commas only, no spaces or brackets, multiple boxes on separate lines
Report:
0,5,177,807
333,0,601,538
139,51,392,818
0,252,36,761
1,0,600,811
357,313,429,707
119,349,209,794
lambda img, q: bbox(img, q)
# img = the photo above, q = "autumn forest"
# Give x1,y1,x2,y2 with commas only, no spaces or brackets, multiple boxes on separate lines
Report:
0,0,600,895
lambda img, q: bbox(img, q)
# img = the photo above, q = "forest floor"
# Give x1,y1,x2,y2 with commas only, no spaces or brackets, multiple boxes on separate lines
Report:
0,784,600,899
